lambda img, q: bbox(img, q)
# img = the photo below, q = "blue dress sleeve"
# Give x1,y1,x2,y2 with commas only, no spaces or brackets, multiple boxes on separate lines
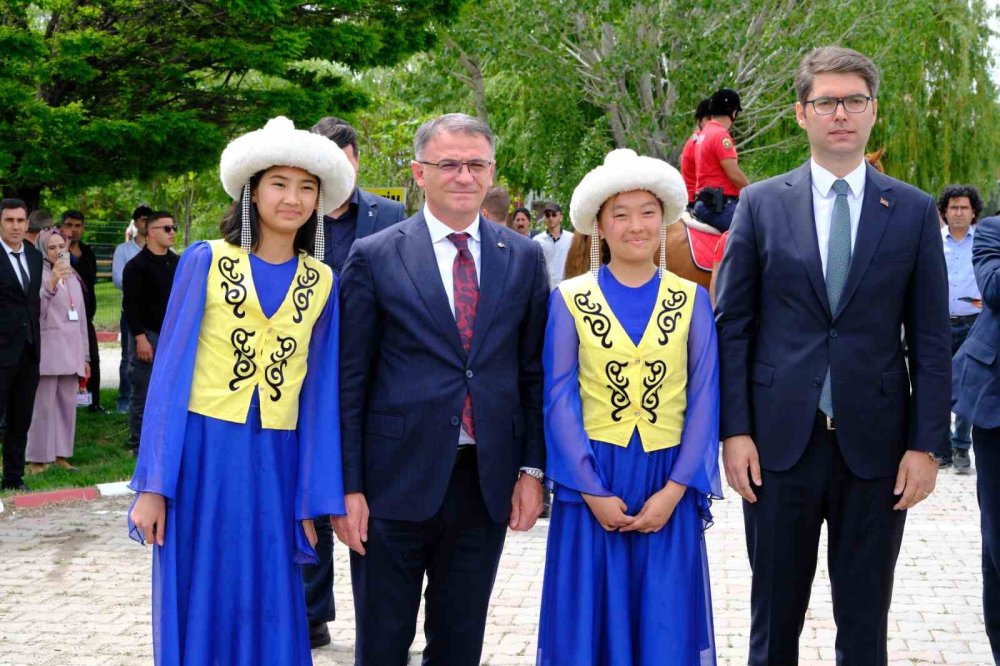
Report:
543,289,613,500
669,287,724,502
295,275,347,521
129,242,211,501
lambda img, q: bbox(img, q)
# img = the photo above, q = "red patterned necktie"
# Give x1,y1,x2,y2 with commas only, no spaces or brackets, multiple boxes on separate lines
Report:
447,232,479,439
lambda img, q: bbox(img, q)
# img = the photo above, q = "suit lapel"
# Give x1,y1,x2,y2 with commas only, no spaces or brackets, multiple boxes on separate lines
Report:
782,162,831,317
469,219,510,364
395,213,466,360
354,189,377,239
834,165,893,319
0,247,28,301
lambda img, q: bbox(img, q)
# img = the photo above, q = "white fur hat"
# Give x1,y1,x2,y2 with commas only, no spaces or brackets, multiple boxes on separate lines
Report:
219,116,355,215
569,148,687,236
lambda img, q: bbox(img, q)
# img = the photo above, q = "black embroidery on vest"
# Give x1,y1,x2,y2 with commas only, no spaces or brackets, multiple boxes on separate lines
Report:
605,360,630,422
292,262,320,324
229,328,256,391
264,336,298,402
218,256,248,319
574,290,613,349
656,288,688,345
642,360,667,423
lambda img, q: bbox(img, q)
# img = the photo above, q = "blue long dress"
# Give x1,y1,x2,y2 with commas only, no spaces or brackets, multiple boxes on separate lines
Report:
129,243,345,666
537,265,722,666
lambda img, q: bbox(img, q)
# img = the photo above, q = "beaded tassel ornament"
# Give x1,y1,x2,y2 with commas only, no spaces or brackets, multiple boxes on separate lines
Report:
240,182,253,253
589,219,601,278
313,188,325,259
659,222,667,278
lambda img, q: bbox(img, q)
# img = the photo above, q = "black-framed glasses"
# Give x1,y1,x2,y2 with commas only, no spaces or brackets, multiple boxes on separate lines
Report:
804,95,873,115
150,225,177,233
416,159,493,176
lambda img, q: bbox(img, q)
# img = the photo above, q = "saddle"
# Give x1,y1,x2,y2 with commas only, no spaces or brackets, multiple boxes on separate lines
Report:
679,211,720,272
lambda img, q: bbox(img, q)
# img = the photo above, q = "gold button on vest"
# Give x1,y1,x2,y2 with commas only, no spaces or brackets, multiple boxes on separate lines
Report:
559,271,695,451
188,240,333,430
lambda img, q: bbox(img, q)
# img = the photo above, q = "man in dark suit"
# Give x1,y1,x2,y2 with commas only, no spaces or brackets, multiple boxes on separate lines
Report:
0,198,43,490
302,116,407,649
952,214,1000,661
336,113,548,666
715,47,950,665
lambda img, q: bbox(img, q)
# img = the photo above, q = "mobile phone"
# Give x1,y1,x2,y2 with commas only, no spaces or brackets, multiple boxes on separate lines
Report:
58,251,70,265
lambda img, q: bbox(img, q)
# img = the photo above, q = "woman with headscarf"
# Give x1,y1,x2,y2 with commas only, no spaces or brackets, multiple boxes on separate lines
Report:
537,149,722,665
25,229,89,473
127,117,353,665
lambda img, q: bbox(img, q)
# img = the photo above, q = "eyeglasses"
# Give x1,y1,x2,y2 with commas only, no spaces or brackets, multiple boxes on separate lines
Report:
804,95,873,115
543,211,560,218
416,159,493,176
150,225,177,233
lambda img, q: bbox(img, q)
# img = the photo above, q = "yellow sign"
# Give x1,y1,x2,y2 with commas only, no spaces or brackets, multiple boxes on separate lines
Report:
367,187,406,203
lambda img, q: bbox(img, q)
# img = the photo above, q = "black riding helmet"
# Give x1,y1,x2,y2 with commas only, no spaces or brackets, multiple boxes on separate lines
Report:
709,88,742,120
695,98,712,122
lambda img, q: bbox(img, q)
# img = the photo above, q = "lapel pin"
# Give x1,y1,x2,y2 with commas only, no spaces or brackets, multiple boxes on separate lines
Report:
368,211,374,217
497,242,506,248
879,197,890,208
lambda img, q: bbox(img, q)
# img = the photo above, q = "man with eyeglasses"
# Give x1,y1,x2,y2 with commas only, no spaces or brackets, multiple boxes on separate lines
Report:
693,88,750,232
534,202,574,290
716,46,949,664
337,113,548,665
121,211,179,456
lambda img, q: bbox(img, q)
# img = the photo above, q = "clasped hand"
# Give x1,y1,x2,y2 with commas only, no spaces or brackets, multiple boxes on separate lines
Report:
583,481,685,534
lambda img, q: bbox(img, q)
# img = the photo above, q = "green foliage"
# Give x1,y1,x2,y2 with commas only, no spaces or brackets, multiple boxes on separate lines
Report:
0,0,462,208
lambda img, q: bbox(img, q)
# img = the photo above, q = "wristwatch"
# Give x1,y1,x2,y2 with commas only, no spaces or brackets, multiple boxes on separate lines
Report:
520,467,544,482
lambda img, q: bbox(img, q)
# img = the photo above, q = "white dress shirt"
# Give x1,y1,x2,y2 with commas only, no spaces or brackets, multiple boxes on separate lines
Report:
424,205,481,445
1,237,30,290
810,159,866,276
534,229,574,290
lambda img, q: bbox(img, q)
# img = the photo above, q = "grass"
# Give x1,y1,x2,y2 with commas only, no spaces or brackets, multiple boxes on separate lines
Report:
1,389,136,499
93,281,122,331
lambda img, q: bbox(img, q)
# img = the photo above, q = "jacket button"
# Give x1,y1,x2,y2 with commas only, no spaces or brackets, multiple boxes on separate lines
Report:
466,369,474,379
450,416,460,426
812,377,822,387
829,328,838,337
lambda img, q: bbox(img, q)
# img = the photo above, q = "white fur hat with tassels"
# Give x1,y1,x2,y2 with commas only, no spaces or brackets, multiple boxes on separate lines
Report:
569,148,687,236
219,116,356,215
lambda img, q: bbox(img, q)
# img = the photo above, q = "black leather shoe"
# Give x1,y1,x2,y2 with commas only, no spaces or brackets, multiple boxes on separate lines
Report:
954,448,973,475
309,622,331,649
1,479,29,491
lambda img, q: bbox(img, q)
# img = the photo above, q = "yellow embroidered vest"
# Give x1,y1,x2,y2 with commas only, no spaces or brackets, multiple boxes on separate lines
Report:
560,271,696,451
188,240,333,430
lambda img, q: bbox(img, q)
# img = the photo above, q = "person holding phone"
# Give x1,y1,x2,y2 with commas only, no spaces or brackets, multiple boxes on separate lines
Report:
25,229,90,472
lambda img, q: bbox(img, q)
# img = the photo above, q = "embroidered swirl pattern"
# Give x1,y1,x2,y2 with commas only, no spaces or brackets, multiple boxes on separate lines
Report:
656,288,688,345
292,263,320,324
219,256,248,319
574,290,613,349
229,328,257,391
605,360,631,422
642,360,668,423
264,336,298,402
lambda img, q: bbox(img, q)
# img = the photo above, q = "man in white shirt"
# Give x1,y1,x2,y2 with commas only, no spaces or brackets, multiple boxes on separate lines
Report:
533,202,574,289
111,205,150,414
336,113,549,666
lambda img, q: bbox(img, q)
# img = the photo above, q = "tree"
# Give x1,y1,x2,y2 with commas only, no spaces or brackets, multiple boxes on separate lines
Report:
0,0,463,209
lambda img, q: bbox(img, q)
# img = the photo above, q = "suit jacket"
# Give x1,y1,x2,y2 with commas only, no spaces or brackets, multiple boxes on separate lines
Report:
339,212,549,522
0,242,42,367
953,216,1000,429
38,265,89,377
716,162,951,479
322,188,406,261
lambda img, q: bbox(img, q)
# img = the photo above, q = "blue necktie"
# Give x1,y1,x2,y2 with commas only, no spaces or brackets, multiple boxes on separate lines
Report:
818,179,852,419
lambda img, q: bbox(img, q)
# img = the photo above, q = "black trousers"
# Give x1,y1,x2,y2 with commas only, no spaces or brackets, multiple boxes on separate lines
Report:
973,426,1000,663
127,331,157,450
350,449,507,666
0,343,40,487
744,413,907,666
302,515,337,626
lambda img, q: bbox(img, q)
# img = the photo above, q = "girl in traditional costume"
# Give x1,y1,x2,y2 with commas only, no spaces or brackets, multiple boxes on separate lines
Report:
128,117,354,665
537,149,722,665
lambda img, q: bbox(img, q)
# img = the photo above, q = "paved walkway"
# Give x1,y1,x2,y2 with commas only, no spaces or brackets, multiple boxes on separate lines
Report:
0,462,991,665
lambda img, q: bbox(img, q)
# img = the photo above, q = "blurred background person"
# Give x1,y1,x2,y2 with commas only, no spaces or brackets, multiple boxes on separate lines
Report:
26,209,53,248
59,210,101,412
112,205,151,415
481,186,511,226
510,206,532,236
25,229,89,473
534,202,574,290
122,211,178,457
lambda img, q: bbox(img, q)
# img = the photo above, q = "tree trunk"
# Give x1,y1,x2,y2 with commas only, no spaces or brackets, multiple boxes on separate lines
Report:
9,186,42,213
